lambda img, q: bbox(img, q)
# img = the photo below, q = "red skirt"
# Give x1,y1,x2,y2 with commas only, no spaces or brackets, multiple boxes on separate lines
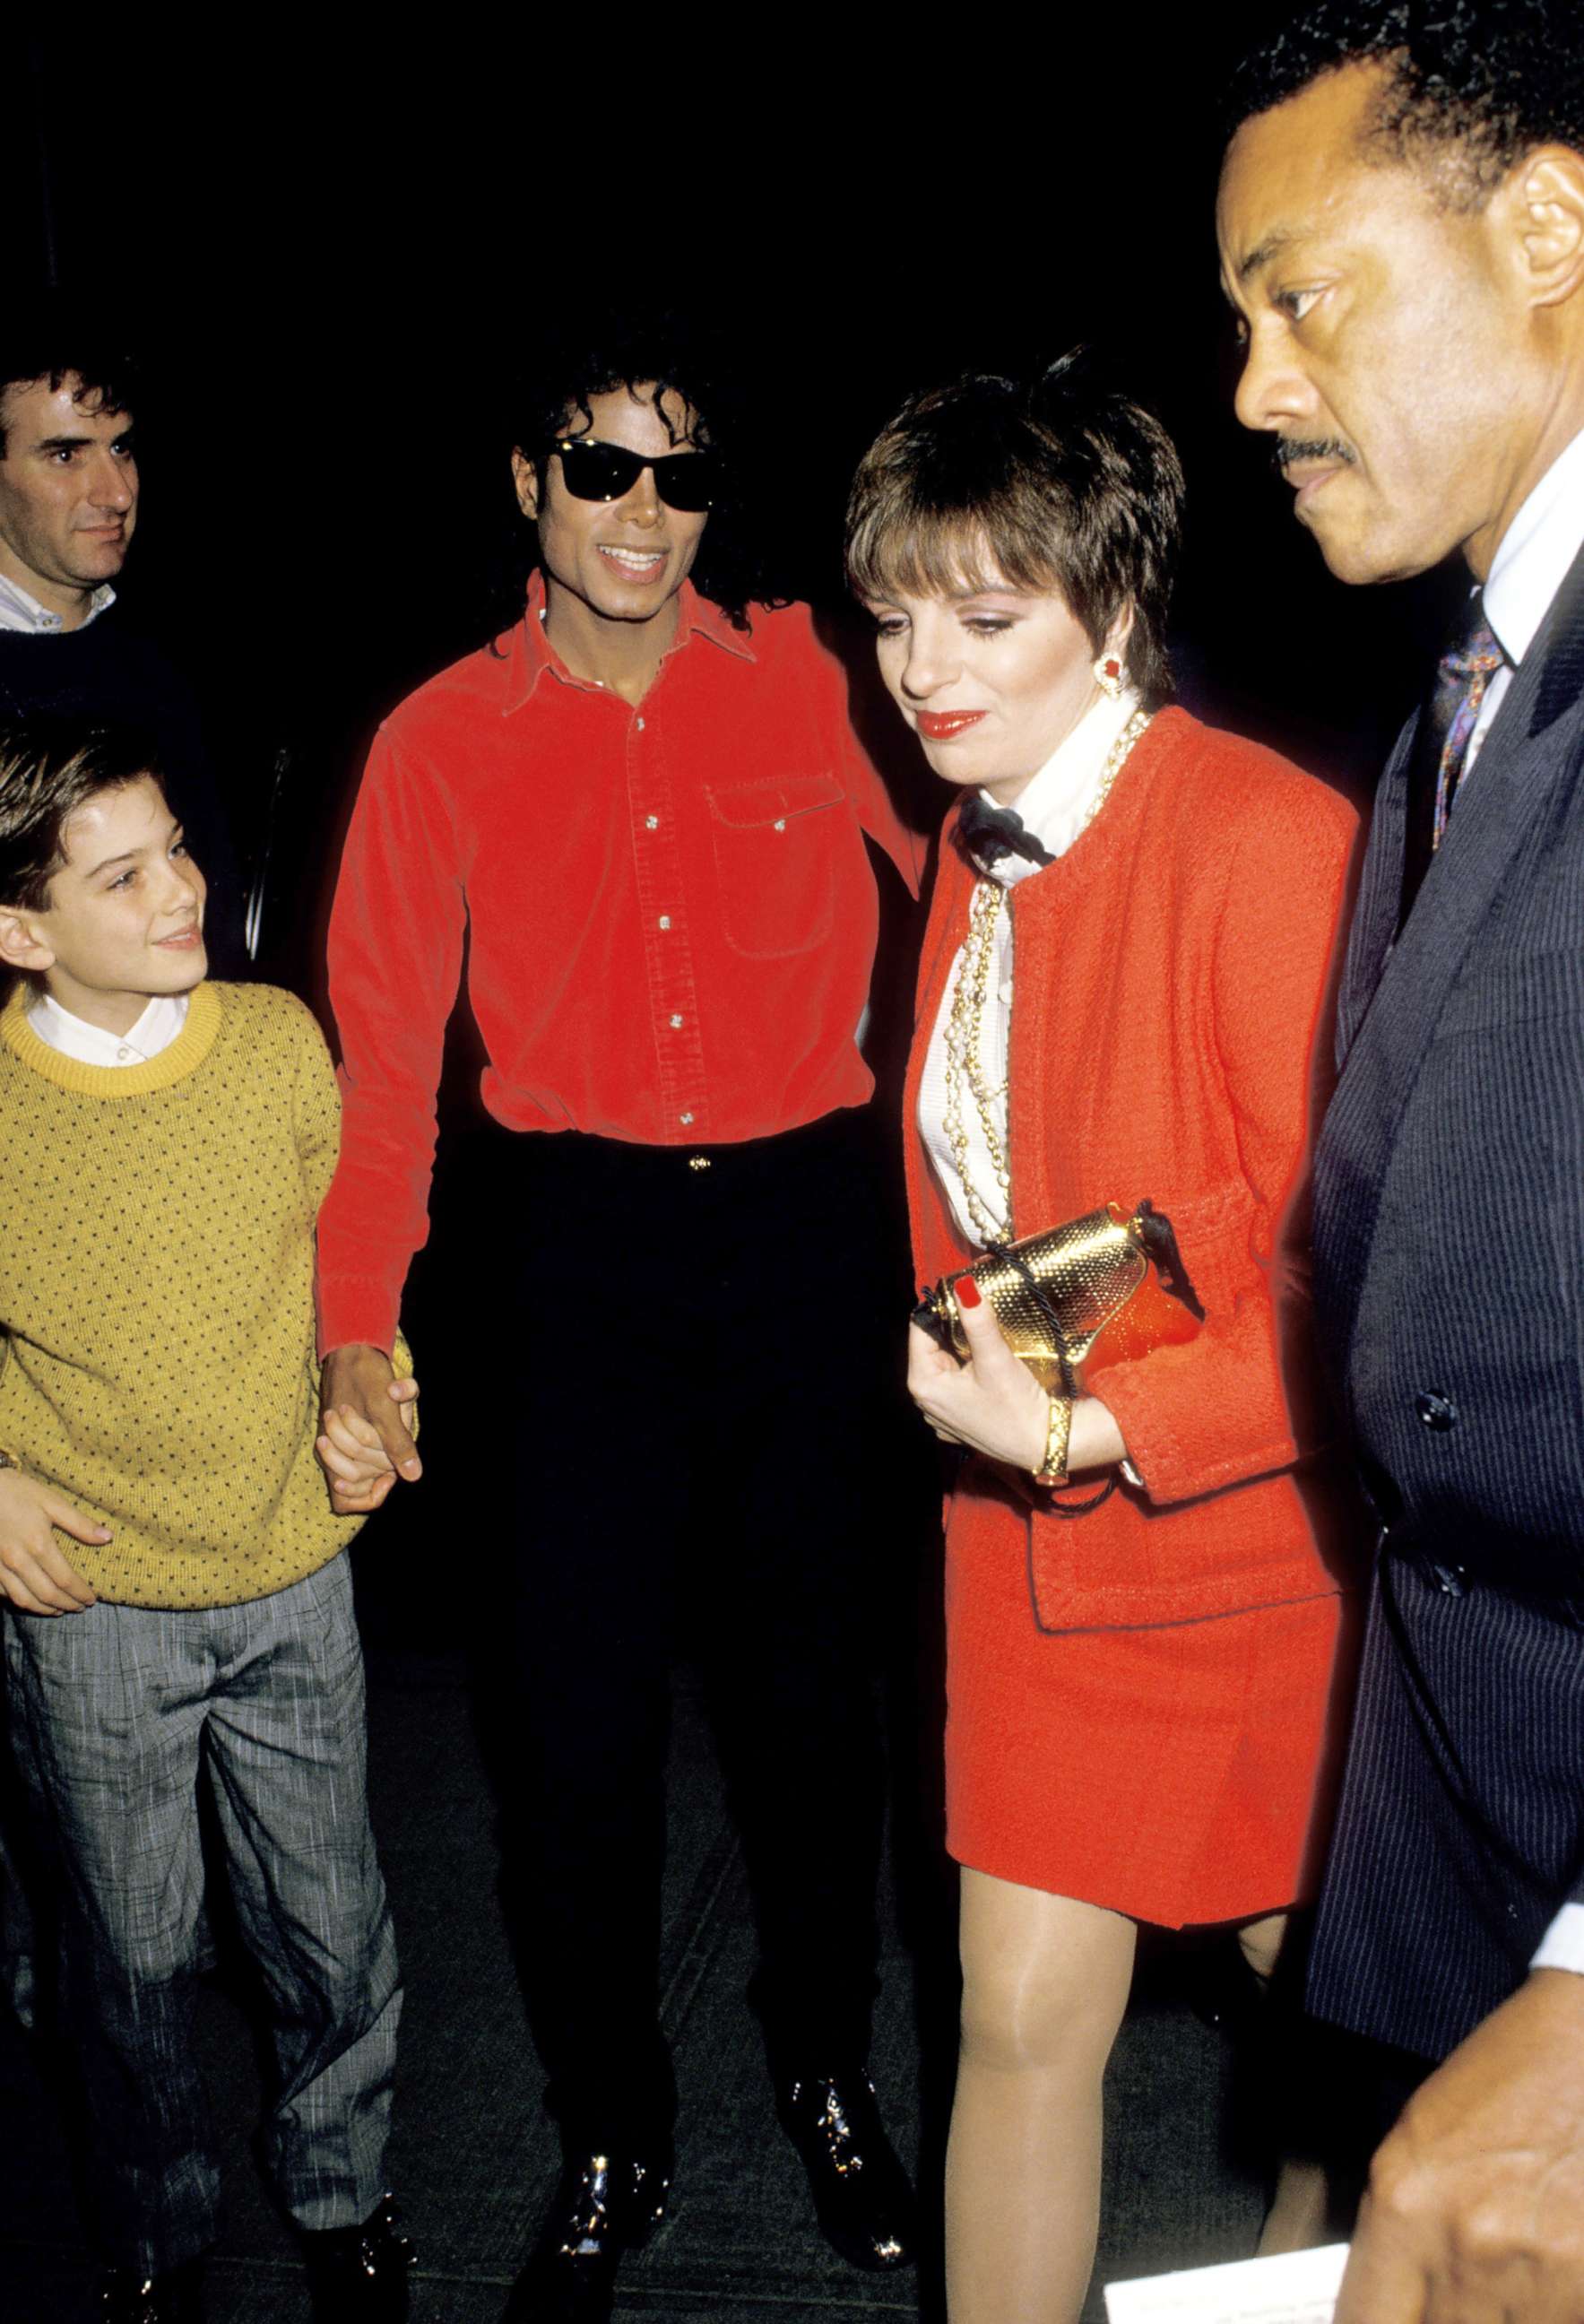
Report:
944,1502,1347,1927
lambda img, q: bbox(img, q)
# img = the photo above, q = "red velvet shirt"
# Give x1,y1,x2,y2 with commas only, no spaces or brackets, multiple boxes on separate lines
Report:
317,579,923,1353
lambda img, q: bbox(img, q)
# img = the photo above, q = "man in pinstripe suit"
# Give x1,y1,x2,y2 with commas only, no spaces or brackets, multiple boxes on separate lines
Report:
1221,5,1584,2317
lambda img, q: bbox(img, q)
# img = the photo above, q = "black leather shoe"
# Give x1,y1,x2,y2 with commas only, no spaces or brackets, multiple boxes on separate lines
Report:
501,2151,671,2323
100,2262,204,2323
776,2070,916,2270
302,2193,415,2320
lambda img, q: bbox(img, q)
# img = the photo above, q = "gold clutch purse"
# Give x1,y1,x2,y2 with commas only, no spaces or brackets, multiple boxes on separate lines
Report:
912,1200,1204,1397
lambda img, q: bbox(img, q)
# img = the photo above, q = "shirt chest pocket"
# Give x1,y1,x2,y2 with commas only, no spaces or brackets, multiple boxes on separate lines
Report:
705,772,846,959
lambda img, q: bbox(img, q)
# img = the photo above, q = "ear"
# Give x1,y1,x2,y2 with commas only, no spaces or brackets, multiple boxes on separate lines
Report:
511,448,541,522
0,906,54,976
1508,148,1584,310
1102,601,1136,660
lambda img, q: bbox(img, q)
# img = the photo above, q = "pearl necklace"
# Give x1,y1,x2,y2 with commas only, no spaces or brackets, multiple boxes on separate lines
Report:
940,707,1152,1245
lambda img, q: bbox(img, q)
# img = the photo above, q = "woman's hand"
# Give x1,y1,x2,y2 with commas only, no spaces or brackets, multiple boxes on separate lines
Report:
907,1282,1129,1478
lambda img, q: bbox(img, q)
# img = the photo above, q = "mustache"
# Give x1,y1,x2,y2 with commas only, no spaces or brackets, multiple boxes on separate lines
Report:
1274,437,1356,473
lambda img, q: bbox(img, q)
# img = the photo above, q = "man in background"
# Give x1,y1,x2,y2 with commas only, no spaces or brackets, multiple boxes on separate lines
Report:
0,302,244,971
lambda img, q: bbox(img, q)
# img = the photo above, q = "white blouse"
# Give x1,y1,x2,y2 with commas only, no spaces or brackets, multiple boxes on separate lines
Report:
918,686,1142,1248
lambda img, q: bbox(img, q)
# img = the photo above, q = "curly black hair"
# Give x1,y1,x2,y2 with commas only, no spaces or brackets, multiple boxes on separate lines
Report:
1225,1,1584,204
486,313,777,640
1,294,140,455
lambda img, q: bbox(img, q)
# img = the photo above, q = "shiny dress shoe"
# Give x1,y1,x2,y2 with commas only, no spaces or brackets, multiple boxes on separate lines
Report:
301,2193,415,2320
501,2151,671,2323
100,2261,204,2322
775,2070,917,2270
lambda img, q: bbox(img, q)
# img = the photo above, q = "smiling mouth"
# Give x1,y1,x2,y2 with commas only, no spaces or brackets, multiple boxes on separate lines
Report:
915,710,988,740
598,544,667,577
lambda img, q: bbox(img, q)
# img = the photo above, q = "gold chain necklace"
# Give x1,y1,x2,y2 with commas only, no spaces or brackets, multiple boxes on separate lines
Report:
940,707,1152,1244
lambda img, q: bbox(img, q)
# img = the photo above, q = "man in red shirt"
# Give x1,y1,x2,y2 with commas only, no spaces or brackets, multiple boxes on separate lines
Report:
316,325,926,2321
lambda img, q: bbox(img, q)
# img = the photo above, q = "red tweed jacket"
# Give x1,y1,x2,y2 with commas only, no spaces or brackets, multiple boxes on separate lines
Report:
904,707,1361,1631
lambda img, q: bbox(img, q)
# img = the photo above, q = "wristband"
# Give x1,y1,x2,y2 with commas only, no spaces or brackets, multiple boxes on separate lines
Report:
1033,1395,1073,1487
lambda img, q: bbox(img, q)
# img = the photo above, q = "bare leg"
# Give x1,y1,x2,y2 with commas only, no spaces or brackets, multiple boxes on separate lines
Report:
1241,1912,1334,2256
945,1868,1137,2324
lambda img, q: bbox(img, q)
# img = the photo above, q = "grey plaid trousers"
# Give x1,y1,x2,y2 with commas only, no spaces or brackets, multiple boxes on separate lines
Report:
4,1552,401,2274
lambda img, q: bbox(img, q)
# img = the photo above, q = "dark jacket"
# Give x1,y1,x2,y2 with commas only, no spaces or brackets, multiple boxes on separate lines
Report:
1309,538,1584,2059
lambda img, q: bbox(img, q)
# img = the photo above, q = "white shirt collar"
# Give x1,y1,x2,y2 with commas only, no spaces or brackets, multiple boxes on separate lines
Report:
1484,424,1584,667
978,684,1143,888
0,571,116,636
26,988,188,1067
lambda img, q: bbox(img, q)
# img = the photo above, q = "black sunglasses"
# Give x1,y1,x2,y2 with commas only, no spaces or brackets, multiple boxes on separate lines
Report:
551,437,720,514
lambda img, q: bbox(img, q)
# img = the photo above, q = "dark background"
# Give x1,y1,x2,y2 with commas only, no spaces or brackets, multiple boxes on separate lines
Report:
11,9,1460,1601
0,32,1442,2311
13,6,1458,983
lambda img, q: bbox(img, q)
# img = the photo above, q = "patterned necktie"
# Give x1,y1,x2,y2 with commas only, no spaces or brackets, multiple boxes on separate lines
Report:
954,792,1055,875
1398,594,1508,929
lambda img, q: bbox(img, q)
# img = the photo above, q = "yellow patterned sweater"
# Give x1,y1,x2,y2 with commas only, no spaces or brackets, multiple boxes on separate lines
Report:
0,979,371,1609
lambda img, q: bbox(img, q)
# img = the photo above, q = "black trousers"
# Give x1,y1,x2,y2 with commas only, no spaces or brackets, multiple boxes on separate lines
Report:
473,1106,929,2152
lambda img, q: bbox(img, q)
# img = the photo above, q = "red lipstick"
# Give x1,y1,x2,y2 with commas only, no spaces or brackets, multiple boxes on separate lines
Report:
916,710,987,741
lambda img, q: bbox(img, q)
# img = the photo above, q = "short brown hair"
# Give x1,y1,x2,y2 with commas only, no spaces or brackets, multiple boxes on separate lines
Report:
0,719,162,910
844,351,1185,709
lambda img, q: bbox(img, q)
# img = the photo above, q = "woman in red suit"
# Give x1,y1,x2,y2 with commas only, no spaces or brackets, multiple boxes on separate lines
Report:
844,356,1359,2322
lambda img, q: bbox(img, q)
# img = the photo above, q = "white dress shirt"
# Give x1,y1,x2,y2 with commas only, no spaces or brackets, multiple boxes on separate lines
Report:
918,685,1142,1248
1465,422,1584,776
0,573,115,635
26,988,188,1066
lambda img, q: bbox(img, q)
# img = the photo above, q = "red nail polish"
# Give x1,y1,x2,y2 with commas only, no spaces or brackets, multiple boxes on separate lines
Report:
956,1274,982,1310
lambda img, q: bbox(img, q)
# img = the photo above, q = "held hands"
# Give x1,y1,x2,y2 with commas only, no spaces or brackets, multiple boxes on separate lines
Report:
0,1466,106,1615
1336,1970,1584,2324
316,1344,421,1514
906,1279,1127,1477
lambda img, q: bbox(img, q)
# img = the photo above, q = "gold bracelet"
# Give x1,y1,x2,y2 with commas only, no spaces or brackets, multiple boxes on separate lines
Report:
1033,1394,1073,1487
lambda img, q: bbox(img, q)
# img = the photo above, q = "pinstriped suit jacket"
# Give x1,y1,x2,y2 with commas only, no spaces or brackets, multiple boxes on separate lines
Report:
1309,540,1584,2053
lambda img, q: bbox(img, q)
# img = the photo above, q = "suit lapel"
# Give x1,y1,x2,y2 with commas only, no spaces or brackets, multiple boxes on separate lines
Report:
1335,715,1415,1060
1317,540,1584,1369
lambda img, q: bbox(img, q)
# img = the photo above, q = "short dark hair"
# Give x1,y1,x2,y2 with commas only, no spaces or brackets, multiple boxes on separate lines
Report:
0,720,162,911
844,351,1185,711
1225,1,1584,206
492,312,775,637
0,295,140,459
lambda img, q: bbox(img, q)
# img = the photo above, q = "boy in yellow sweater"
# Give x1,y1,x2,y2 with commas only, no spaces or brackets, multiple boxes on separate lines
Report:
0,720,418,2324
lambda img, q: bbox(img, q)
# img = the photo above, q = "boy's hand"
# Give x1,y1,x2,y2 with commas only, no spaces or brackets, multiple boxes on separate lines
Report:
0,1468,105,1615
317,1345,421,1513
